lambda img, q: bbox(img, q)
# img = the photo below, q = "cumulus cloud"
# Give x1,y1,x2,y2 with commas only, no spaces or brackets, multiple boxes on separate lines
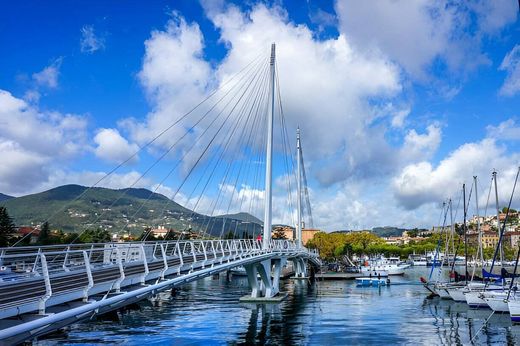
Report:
401,124,442,163
94,128,139,164
487,119,520,141
335,0,516,81
0,90,88,195
80,25,105,54
393,138,520,210
499,44,520,96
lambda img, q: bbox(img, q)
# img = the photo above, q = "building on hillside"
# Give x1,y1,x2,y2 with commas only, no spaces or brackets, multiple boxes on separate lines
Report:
151,226,169,238
482,231,499,249
271,226,319,245
508,231,520,248
13,227,40,244
302,229,319,245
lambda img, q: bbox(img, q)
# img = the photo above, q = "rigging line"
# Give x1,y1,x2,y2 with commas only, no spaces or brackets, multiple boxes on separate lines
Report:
151,58,268,235
301,152,314,228
217,103,264,239
203,89,265,240
223,76,269,239
205,61,271,240
280,105,297,228
173,59,270,241
145,59,270,242
13,54,267,248
246,87,269,238
277,95,293,226
11,52,267,247
490,166,520,273
141,56,269,235
68,58,267,246
483,174,494,219
184,63,270,240
243,108,267,239
229,69,268,235
172,69,265,240
113,57,269,238
275,64,297,228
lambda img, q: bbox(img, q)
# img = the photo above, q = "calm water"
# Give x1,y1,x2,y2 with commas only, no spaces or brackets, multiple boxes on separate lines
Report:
38,268,520,345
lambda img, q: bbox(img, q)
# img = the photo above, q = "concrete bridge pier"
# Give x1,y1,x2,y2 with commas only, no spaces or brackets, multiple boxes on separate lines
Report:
240,258,288,302
291,258,308,279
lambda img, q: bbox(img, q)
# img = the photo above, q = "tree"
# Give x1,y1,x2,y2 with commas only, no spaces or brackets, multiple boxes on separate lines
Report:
0,207,15,247
37,222,51,245
79,228,111,243
408,228,419,238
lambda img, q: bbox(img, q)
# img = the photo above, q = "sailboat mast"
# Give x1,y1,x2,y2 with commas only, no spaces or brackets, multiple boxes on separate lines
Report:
296,127,302,248
463,183,468,283
472,176,482,281
262,43,276,250
493,171,503,264
449,198,454,266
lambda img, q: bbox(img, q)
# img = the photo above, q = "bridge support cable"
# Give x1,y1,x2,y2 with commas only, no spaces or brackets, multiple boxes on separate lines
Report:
117,59,270,239
10,52,267,247
52,53,269,246
187,66,270,239
136,57,269,241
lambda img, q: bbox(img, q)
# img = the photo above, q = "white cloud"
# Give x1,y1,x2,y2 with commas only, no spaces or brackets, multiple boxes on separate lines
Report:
80,25,105,54
334,0,516,81
0,90,88,195
43,170,154,192
202,3,405,185
393,138,520,210
469,0,519,34
32,60,61,89
401,124,442,163
499,44,520,96
487,119,520,141
94,128,139,164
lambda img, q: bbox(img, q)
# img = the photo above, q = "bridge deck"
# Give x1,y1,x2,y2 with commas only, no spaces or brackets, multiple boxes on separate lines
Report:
0,239,319,345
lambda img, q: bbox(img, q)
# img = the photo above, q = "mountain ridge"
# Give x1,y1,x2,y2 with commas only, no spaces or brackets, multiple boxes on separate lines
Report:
0,185,261,237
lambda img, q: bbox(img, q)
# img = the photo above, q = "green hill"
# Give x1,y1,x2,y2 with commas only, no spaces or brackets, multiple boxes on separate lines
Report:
0,185,262,237
216,212,262,224
0,193,13,202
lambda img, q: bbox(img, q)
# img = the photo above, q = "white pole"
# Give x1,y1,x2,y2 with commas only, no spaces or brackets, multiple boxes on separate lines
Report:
263,43,276,250
493,171,503,264
296,127,302,248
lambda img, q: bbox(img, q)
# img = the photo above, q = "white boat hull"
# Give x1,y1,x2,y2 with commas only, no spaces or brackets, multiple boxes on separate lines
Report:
447,287,467,302
484,297,509,312
465,291,489,309
509,299,520,323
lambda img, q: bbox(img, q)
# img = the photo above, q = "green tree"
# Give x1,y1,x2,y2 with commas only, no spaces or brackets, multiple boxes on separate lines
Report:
79,228,111,243
408,228,419,238
0,207,15,247
37,222,51,245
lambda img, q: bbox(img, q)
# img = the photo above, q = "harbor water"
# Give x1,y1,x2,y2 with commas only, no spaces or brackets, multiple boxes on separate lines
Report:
38,267,520,345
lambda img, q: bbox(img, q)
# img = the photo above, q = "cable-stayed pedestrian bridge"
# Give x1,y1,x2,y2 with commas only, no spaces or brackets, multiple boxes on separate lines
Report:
0,43,322,344
0,239,319,344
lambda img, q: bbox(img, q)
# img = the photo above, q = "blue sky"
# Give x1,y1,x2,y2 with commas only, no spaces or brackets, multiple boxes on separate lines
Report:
0,0,519,230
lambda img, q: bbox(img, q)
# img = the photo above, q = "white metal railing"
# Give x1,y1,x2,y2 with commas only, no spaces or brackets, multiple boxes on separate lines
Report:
0,239,317,284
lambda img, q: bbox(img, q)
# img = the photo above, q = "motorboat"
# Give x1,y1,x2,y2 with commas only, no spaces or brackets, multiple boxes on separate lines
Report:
361,256,410,276
356,277,389,286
